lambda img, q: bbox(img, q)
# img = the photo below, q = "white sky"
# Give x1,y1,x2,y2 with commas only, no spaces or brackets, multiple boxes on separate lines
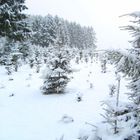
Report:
25,0,140,49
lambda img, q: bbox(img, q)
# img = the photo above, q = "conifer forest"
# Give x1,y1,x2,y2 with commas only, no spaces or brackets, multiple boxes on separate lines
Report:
0,0,140,140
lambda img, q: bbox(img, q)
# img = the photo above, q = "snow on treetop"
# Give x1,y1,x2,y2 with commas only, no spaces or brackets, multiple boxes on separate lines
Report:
54,67,65,73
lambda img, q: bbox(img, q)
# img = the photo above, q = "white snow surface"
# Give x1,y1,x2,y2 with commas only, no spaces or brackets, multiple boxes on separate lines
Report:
0,61,128,140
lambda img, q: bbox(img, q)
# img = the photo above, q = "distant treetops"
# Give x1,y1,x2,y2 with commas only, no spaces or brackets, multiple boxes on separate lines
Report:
29,14,96,49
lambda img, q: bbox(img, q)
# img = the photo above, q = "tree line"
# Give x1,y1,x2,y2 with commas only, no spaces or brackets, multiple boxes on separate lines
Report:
29,14,96,49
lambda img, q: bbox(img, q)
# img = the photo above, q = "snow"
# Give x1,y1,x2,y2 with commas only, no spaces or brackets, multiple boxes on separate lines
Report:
0,60,128,140
128,11,140,18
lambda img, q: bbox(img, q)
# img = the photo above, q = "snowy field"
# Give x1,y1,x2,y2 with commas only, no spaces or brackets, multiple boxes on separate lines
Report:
0,60,128,140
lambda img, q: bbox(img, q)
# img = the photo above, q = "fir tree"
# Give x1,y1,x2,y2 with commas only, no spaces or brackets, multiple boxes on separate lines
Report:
34,49,41,73
11,53,20,72
41,47,72,94
107,12,140,139
18,41,30,63
100,53,107,73
101,75,121,135
0,0,30,41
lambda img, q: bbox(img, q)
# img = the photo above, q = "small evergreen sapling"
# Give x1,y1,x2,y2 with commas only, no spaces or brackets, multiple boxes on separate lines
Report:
99,52,107,73
34,49,41,73
84,55,88,63
35,58,41,73
5,63,12,75
11,53,21,72
41,48,72,94
101,75,121,135
5,55,13,75
29,58,34,69
109,84,116,97
18,42,30,63
101,59,107,73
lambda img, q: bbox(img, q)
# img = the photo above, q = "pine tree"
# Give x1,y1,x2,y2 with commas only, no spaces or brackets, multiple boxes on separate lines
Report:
41,47,72,94
0,37,10,65
18,41,30,63
0,0,30,41
107,12,140,139
101,75,121,135
100,53,107,73
11,53,20,72
34,48,41,73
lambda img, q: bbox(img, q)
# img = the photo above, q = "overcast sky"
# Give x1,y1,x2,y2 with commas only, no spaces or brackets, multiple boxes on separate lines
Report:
25,0,140,49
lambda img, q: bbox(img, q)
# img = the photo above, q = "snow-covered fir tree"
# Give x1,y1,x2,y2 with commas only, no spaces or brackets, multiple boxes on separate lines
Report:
92,74,136,140
11,52,21,72
101,59,107,73
0,0,30,41
107,11,140,139
41,17,72,94
18,41,30,63
102,75,121,133
0,0,31,74
0,37,10,65
41,46,72,94
100,53,107,73
34,48,42,73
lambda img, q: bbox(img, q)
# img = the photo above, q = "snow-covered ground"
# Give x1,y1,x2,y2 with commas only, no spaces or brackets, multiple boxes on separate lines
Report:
0,60,128,140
